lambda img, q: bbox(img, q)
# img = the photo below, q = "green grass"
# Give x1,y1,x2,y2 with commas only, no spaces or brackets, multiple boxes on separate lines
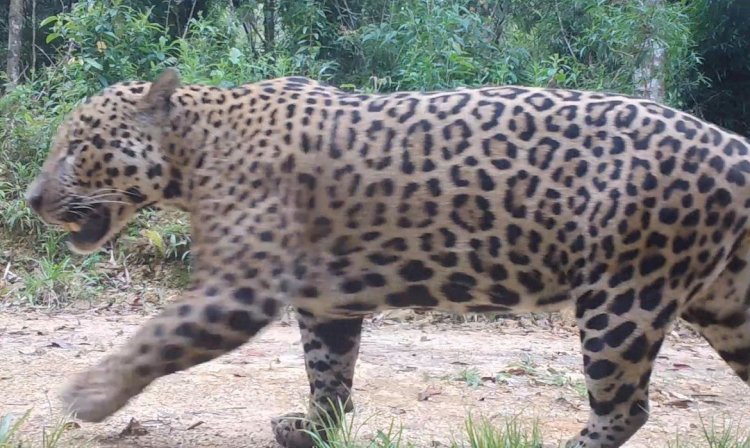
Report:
454,415,543,448
308,413,750,448
668,416,750,448
304,400,543,448
500,355,588,398
0,410,88,448
2,407,749,448
19,256,79,307
301,399,750,448
0,207,192,308
455,368,483,388
442,356,587,399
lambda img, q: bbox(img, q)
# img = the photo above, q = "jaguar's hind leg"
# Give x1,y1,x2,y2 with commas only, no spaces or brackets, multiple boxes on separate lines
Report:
566,286,676,448
682,253,750,385
272,311,363,448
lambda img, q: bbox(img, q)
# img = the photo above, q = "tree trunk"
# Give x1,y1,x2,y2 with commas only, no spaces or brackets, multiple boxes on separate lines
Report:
31,0,37,73
634,0,665,102
231,0,259,57
264,0,276,54
6,0,24,88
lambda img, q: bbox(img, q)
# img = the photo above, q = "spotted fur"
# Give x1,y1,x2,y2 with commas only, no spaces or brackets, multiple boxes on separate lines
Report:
26,69,750,448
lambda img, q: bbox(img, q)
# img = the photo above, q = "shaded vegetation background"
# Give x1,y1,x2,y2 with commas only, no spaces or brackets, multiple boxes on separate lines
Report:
0,0,749,306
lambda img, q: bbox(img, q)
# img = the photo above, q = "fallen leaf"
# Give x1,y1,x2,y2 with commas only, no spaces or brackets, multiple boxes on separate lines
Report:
120,418,147,437
666,399,692,409
49,340,74,349
62,421,81,431
555,396,581,409
418,385,442,401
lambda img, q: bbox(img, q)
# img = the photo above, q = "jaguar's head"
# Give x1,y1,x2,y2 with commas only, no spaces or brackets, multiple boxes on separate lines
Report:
25,69,181,254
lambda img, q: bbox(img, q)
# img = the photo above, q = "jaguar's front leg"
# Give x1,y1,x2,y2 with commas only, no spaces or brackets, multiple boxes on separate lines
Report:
61,286,280,422
272,310,364,448
61,197,290,423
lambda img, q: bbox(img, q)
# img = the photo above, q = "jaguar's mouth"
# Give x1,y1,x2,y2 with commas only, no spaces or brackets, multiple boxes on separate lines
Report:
63,205,112,253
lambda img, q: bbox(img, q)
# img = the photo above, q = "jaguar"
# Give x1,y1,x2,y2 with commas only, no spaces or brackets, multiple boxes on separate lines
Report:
26,68,750,447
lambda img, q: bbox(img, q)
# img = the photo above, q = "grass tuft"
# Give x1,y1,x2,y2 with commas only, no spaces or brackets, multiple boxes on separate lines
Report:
305,399,408,448
453,414,543,448
669,416,750,448
0,410,88,448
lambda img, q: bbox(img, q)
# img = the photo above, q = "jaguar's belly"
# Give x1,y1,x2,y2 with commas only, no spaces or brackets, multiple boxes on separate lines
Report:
284,247,574,318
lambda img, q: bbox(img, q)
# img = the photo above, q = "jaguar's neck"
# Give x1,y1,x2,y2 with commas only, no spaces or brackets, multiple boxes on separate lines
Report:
157,84,262,212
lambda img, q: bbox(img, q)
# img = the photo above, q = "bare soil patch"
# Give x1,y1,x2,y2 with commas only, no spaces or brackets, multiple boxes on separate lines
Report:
1,306,748,447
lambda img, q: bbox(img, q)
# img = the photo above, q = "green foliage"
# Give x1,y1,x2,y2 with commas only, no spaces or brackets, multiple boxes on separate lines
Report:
344,1,499,89
330,0,703,97
669,416,750,448
304,399,544,448
41,0,176,88
132,209,192,262
299,397,407,448
455,367,483,388
683,0,750,135
454,415,543,448
0,85,62,239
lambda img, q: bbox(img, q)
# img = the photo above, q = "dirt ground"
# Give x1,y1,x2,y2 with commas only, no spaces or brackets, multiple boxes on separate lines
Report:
1,306,749,448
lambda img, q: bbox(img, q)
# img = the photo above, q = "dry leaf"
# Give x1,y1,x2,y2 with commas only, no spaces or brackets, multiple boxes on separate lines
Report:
418,385,442,401
62,421,81,431
389,407,406,415
49,340,74,349
666,399,692,409
120,418,148,437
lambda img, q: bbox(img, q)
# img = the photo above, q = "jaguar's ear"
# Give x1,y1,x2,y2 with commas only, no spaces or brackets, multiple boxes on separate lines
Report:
137,68,181,125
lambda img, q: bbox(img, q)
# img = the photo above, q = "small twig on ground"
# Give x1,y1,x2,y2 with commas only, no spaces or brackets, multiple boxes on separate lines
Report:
186,421,204,430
